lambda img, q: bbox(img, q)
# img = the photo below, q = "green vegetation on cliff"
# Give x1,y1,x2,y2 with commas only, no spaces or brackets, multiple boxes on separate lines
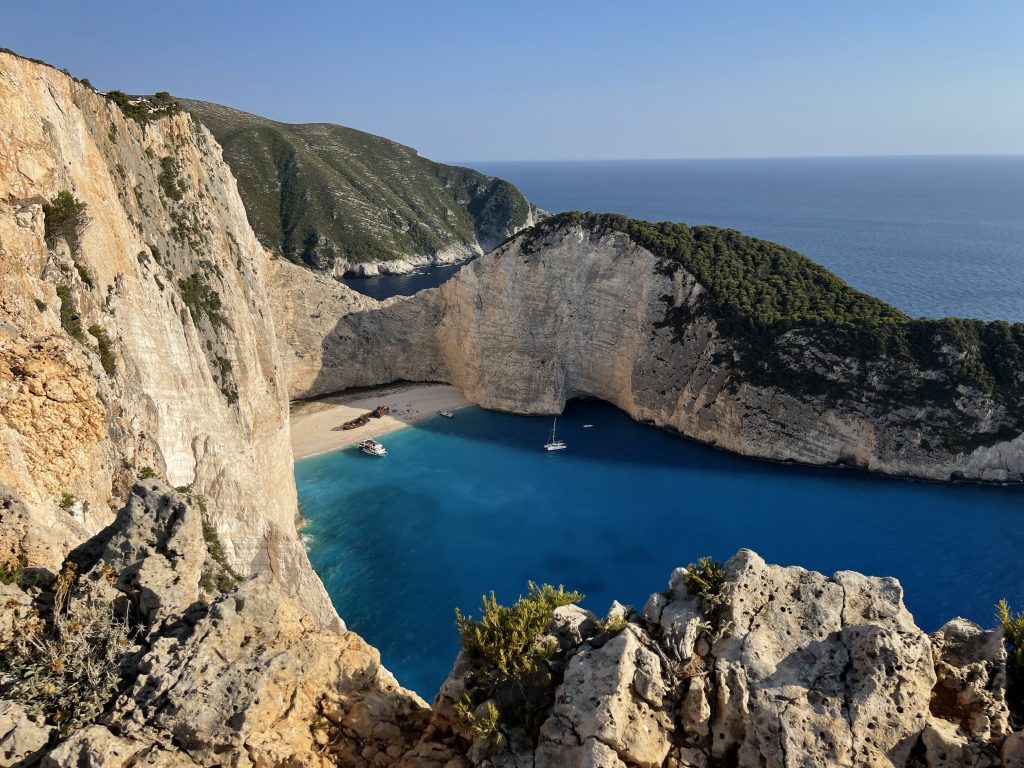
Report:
455,583,583,741
516,213,1024,453
179,99,534,270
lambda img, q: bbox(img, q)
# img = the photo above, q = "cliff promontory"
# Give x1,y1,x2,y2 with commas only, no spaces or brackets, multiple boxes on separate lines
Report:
0,50,332,622
288,212,1024,482
180,99,544,276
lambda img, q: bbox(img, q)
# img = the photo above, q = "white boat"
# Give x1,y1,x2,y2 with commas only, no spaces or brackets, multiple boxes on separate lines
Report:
358,438,387,457
544,417,566,451
438,410,454,418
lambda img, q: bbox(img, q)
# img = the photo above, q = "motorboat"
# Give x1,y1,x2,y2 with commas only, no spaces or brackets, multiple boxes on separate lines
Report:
438,410,454,418
358,438,387,457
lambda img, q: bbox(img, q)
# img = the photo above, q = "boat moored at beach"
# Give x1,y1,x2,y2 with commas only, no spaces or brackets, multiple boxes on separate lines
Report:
358,438,388,457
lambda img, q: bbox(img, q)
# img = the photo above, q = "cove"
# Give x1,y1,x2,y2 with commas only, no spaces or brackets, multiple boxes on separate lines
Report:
295,399,1024,697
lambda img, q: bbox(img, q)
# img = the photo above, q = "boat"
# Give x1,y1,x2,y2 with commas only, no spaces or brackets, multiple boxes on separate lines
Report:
358,438,387,457
544,417,566,451
583,424,594,428
438,410,454,418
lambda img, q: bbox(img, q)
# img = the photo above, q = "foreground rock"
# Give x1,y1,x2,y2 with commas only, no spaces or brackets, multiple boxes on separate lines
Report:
0,482,428,767
1,485,1020,766
412,550,1022,768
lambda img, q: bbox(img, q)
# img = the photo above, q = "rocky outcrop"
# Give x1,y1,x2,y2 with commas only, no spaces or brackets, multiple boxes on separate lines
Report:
0,51,331,621
0,482,428,767
415,550,1022,768
286,216,1024,483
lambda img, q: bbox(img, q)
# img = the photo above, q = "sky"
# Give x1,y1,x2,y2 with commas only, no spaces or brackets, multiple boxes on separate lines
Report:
5,1,1023,162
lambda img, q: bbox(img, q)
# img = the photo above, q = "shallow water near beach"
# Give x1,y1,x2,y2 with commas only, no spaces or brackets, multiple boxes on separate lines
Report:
296,400,1024,696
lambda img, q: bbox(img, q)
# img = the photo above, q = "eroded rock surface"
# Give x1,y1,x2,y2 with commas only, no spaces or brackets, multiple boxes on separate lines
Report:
0,50,331,622
285,219,1024,483
1,482,427,767
414,550,1023,768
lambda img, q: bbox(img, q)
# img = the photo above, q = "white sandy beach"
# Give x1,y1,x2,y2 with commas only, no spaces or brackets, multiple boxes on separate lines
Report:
289,383,472,459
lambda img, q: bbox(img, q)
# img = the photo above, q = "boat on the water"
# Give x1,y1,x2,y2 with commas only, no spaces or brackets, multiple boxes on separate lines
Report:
358,438,387,457
544,417,566,451
438,410,454,418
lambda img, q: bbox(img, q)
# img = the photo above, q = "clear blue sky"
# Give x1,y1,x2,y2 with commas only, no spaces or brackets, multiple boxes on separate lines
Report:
5,1,1023,161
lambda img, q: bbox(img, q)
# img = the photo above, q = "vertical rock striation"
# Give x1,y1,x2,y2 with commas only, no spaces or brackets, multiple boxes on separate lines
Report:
0,51,332,622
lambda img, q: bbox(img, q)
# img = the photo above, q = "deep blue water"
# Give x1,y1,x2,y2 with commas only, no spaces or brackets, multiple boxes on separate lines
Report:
298,400,1024,697
312,156,1024,697
346,157,1024,320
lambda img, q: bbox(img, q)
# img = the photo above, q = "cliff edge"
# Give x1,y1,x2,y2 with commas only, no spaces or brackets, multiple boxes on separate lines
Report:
286,213,1024,483
0,50,332,623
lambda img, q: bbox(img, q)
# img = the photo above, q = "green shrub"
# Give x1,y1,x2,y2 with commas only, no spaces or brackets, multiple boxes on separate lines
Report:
105,90,179,125
87,324,116,375
0,563,134,734
157,157,185,201
54,285,84,342
683,556,734,641
58,493,76,513
138,466,157,480
454,697,502,754
177,274,228,330
594,613,628,636
0,555,25,586
999,599,1024,718
200,513,242,594
72,260,94,288
455,582,582,739
42,191,89,252
683,556,727,601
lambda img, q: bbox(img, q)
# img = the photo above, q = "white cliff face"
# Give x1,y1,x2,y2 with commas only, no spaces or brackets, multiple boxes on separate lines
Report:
0,52,333,623
286,223,1024,483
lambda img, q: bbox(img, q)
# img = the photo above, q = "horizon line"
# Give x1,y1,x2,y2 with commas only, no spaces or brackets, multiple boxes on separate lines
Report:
448,152,1024,166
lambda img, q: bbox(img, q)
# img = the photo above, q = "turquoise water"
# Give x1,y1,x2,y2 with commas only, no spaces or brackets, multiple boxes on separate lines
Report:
297,400,1024,696
346,157,1024,321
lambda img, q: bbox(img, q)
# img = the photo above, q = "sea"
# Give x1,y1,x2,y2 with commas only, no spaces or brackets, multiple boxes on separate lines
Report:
315,156,1024,696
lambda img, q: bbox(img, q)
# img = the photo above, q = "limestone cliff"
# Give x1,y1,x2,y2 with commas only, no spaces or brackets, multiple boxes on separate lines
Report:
0,51,332,623
284,214,1024,483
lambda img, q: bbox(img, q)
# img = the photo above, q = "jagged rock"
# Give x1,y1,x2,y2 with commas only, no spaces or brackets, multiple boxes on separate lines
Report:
539,626,673,768
930,618,1011,739
711,551,936,766
0,700,53,766
551,604,597,648
40,725,199,767
105,571,429,767
1004,732,1024,767
74,481,208,630
427,550,1021,768
922,618,1012,767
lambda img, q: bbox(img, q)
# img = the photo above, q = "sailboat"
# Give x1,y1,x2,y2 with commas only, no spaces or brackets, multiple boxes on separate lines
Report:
544,417,567,451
